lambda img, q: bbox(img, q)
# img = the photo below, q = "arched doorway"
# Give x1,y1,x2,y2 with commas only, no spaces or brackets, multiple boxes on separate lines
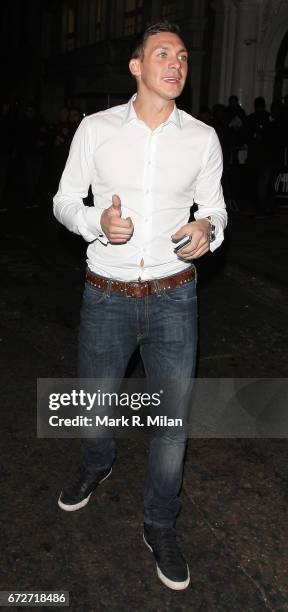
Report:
258,4,288,107
274,31,288,101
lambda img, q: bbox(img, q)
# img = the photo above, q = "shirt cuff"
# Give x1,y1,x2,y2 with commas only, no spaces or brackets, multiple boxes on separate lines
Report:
194,213,225,252
75,207,109,244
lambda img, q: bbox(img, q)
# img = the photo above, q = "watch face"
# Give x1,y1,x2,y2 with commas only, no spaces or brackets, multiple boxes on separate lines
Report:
206,217,216,242
210,225,216,242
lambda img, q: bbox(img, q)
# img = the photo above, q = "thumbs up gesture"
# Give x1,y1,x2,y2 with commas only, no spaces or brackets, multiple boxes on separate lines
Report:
100,194,134,243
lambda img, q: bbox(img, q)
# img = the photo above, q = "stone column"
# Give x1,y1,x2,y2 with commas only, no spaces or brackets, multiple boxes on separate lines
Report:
256,68,275,103
187,49,204,114
210,0,237,106
183,10,207,114
231,0,261,112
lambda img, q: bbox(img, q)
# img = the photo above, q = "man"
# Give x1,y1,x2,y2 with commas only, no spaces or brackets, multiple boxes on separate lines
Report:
53,21,227,591
246,97,271,215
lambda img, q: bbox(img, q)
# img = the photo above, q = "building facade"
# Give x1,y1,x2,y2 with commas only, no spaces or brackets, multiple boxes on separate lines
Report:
210,0,288,112
1,0,288,119
39,0,211,119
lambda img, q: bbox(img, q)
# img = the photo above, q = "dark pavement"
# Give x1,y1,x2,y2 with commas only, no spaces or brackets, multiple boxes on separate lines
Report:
1,197,288,611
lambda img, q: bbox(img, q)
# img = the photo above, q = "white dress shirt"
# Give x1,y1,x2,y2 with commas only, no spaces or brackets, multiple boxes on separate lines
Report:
53,94,227,281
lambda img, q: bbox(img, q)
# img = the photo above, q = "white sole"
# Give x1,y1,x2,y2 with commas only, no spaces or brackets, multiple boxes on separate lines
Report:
58,467,112,512
143,533,190,591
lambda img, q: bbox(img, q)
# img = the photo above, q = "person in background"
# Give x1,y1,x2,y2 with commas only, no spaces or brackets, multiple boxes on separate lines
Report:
17,104,48,207
226,95,246,164
0,101,16,210
246,97,271,215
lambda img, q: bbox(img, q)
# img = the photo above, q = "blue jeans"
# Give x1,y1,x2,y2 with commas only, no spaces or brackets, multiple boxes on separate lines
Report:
79,271,198,528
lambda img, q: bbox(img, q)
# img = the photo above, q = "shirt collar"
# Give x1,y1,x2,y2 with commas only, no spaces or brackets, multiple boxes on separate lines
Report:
122,94,182,129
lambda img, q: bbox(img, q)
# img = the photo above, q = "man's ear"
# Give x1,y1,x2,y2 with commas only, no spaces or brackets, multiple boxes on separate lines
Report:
129,58,141,78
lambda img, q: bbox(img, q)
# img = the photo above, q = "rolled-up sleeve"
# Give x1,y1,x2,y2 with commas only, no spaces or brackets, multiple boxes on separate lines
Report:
194,129,227,252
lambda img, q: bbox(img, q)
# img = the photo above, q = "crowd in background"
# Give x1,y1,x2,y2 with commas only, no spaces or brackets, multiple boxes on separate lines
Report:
0,95,288,216
198,95,288,215
0,101,82,212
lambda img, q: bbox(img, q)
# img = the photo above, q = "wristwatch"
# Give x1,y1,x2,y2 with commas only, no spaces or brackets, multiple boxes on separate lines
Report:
206,216,216,243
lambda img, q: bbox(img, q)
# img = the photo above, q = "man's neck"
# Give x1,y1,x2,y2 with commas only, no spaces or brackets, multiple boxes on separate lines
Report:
133,94,175,130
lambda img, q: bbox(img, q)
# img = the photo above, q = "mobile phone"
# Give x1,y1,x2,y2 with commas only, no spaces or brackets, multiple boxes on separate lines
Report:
173,235,191,254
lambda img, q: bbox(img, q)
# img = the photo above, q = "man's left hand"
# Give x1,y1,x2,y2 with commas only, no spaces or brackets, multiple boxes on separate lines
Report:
171,219,211,260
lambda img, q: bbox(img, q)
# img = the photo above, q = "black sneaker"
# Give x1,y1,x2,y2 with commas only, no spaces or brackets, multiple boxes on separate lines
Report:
143,524,190,590
58,466,112,512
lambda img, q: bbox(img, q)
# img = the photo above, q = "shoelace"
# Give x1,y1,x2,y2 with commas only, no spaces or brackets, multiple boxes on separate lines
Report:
67,468,96,493
149,528,184,564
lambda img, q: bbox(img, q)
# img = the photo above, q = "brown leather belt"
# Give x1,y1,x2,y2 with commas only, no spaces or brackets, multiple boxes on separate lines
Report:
86,267,195,298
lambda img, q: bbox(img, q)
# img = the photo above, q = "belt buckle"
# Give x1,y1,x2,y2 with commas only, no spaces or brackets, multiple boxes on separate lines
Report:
136,281,146,298
130,281,148,298
124,281,137,298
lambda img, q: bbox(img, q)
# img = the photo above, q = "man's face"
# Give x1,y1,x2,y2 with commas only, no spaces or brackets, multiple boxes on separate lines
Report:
132,32,188,101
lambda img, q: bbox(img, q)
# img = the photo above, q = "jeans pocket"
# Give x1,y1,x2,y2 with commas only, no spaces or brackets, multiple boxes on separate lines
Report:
162,280,197,303
83,282,109,305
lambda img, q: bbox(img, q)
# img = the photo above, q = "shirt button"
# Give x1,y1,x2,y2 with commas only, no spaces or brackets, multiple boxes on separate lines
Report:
145,189,150,194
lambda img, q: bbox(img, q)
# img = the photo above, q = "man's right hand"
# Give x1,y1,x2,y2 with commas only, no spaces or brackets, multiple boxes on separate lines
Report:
100,194,134,244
